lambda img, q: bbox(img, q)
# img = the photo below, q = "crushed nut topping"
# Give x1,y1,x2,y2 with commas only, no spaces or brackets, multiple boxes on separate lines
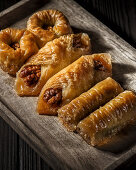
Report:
10,42,20,50
43,88,62,105
20,65,41,86
72,36,82,48
94,60,105,71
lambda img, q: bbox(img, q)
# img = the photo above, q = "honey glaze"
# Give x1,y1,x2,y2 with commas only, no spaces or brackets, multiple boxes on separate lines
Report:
93,54,112,73
58,77,123,131
77,91,136,146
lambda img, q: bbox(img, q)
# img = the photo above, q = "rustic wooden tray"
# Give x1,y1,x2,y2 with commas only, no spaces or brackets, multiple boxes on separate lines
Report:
0,0,136,169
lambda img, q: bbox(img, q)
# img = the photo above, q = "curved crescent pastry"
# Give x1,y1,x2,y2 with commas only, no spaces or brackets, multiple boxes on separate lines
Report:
58,77,123,131
0,28,39,76
77,91,136,146
15,33,91,96
27,9,73,48
37,53,112,115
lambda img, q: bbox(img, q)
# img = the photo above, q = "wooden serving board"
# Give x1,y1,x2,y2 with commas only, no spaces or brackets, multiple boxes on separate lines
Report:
0,0,136,169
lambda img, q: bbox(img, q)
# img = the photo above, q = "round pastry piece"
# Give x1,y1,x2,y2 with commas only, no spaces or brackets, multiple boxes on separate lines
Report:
27,9,73,48
0,28,39,76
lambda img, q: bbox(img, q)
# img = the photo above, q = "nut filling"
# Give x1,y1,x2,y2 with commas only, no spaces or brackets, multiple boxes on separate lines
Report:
94,60,105,71
20,65,41,86
10,42,20,50
43,88,62,105
72,36,82,48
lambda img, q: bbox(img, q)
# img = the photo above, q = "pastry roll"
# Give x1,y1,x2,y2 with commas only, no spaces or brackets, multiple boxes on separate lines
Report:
15,33,91,96
27,9,72,48
0,28,39,75
37,53,112,115
58,77,123,131
77,91,136,146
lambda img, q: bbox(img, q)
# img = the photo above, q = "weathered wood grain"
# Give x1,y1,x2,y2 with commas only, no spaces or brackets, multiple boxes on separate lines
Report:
19,137,52,170
0,0,136,169
0,0,20,12
0,117,19,170
0,116,52,170
0,0,48,29
75,0,136,48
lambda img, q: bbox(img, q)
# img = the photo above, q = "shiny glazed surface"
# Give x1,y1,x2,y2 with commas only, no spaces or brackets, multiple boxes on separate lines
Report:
58,77,123,131
37,53,112,115
0,28,39,75
77,91,136,146
27,9,73,48
15,33,91,96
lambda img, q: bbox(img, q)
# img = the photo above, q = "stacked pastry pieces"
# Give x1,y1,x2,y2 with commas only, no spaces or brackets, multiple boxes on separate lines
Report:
58,79,136,146
0,9,136,147
15,33,91,96
37,53,112,114
0,10,73,76
76,90,136,146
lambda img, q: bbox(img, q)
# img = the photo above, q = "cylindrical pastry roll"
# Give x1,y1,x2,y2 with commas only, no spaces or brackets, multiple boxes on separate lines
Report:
58,77,123,131
27,9,72,48
15,33,91,96
77,91,136,146
37,53,112,115
0,28,39,76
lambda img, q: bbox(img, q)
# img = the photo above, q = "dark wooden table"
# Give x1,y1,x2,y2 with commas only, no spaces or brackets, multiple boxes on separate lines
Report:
0,117,52,170
75,0,136,49
0,0,136,169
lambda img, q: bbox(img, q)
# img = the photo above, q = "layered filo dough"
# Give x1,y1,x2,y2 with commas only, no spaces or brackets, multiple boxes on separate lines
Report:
37,53,112,115
27,9,73,48
58,77,123,131
77,91,136,146
15,33,91,96
0,28,39,76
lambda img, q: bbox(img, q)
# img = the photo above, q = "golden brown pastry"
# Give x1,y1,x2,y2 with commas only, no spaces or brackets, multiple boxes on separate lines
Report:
15,33,91,96
0,28,39,76
37,53,112,115
27,9,73,48
58,77,123,131
77,91,136,146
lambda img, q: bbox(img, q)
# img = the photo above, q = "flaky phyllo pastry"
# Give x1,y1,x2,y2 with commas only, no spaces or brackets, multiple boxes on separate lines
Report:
15,33,91,96
0,28,39,75
27,9,73,48
37,53,112,115
77,91,136,146
58,77,123,131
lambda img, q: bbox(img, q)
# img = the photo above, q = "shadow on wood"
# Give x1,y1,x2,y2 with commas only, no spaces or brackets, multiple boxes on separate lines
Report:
0,0,49,29
112,62,136,91
72,26,113,53
96,125,136,155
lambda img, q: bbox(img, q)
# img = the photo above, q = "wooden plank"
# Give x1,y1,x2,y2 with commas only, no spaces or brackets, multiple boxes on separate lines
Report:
19,138,52,170
0,0,136,169
0,0,20,12
75,0,136,48
0,0,48,29
0,106,52,170
0,117,19,170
